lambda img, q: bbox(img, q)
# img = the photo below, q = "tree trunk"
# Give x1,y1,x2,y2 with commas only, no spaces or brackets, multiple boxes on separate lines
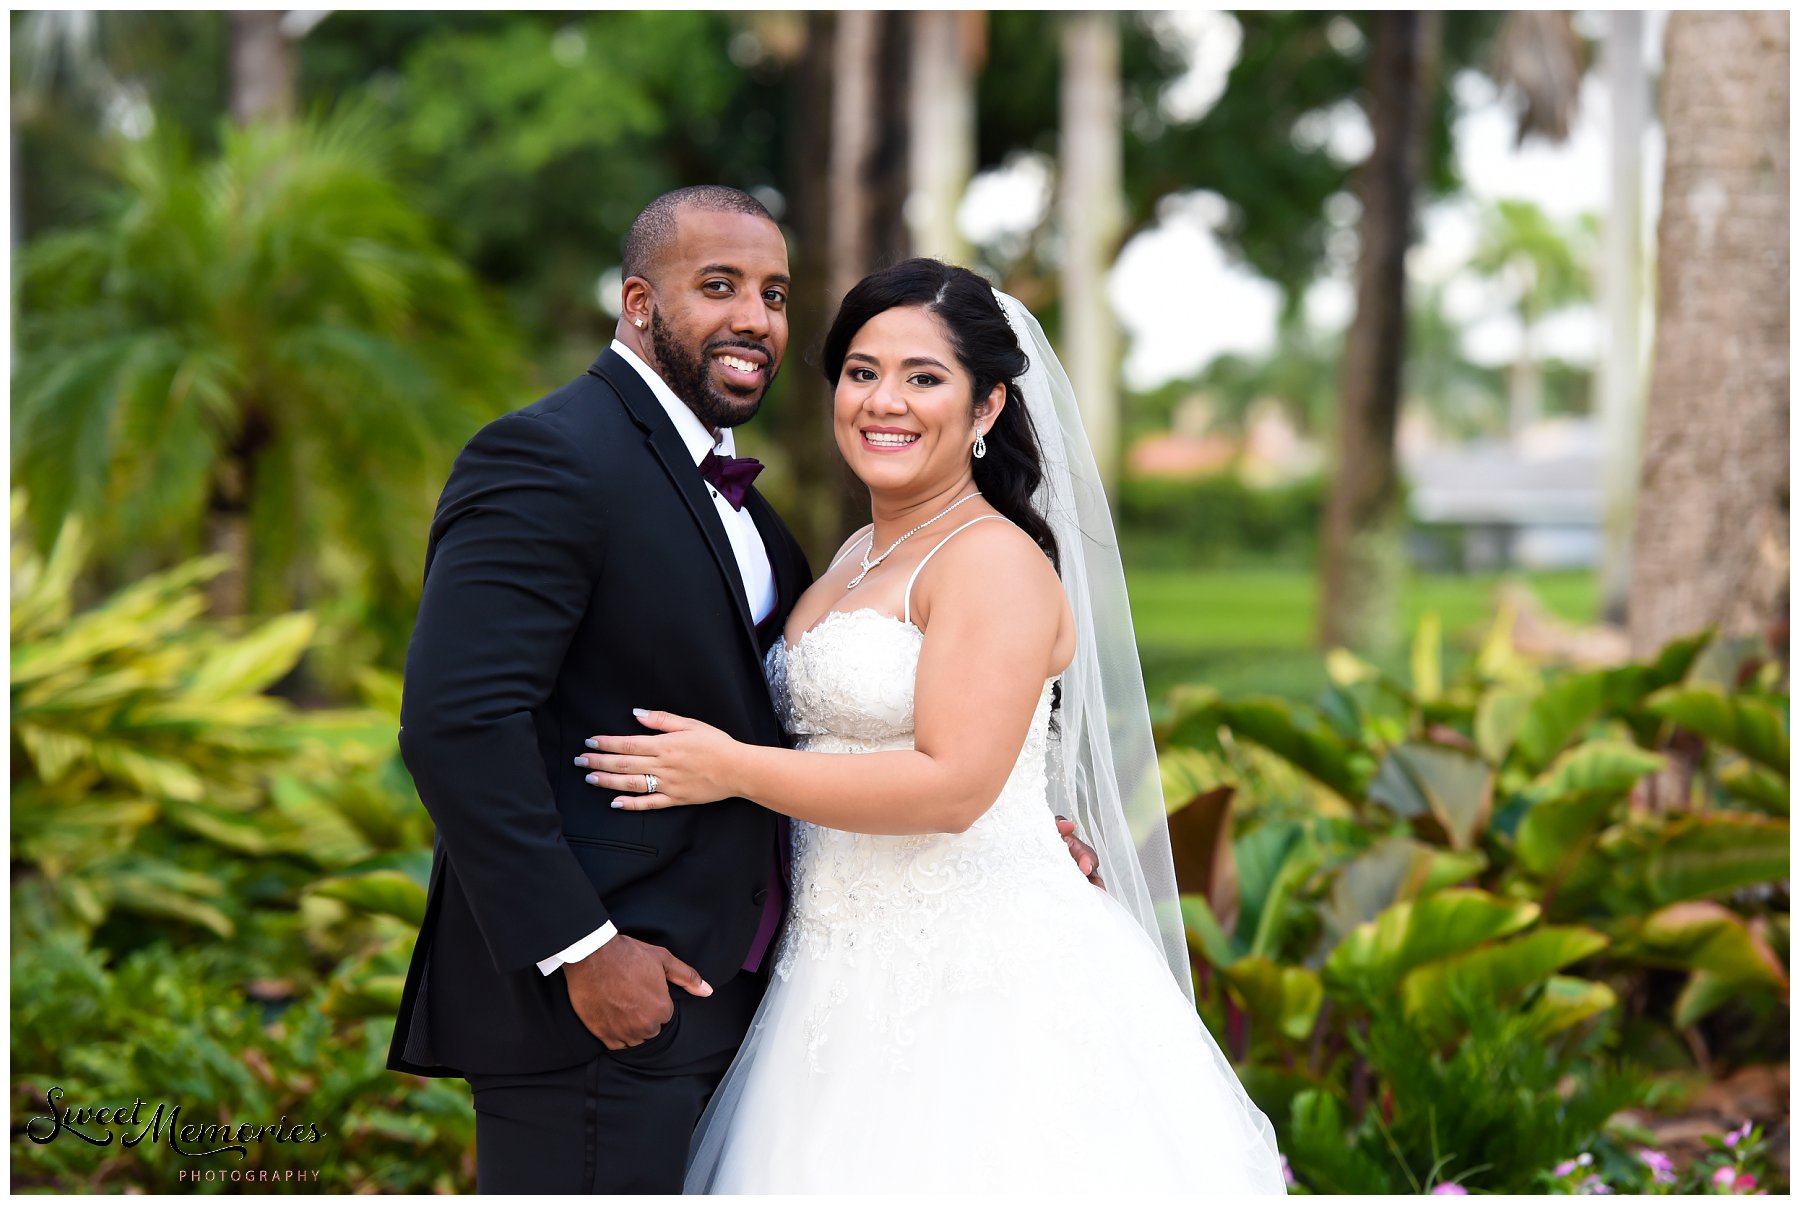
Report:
765,14,861,566
1059,12,1125,492
228,11,295,126
208,12,296,615
1317,12,1428,653
776,11,912,566
906,12,982,263
1596,11,1649,625
1628,12,1789,658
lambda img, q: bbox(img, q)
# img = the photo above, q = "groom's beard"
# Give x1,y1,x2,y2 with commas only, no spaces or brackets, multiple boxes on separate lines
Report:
649,309,770,430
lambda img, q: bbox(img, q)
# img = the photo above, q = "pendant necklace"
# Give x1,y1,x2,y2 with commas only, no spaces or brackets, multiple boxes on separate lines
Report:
846,492,983,589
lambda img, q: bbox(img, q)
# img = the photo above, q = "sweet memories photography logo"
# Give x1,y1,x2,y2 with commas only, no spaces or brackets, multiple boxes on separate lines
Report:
25,1085,326,1181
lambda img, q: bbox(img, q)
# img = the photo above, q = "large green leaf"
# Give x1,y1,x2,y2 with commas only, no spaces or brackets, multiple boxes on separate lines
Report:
1400,925,1609,1027
1646,813,1790,904
1513,670,1610,772
1318,838,1484,946
1641,686,1790,773
187,611,317,699
1367,742,1493,849
1216,697,1370,801
1181,894,1239,970
1475,685,1537,765
1233,821,1309,950
1518,974,1619,1038
1514,790,1620,877
309,868,428,925
1718,762,1789,814
1626,901,1788,988
1325,888,1540,1002
1222,956,1324,1042
1673,971,1745,1029
1532,740,1666,799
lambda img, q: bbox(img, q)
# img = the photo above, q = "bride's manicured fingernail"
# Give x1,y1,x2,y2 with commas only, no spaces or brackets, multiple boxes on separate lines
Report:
585,738,599,749
585,773,600,785
610,799,625,809
632,708,649,719
573,756,586,767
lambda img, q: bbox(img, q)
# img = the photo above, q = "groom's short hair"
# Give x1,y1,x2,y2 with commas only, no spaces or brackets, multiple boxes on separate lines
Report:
622,186,776,281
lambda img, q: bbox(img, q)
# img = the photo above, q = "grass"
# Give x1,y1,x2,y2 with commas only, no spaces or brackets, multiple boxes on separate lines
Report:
1126,566,1600,703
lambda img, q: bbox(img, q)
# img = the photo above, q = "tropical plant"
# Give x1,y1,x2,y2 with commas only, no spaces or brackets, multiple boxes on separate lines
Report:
12,499,451,1189
11,106,520,670
1161,606,1787,1190
12,931,472,1193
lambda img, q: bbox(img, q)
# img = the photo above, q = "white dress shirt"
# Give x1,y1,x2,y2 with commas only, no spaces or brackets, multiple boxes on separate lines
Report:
537,340,777,976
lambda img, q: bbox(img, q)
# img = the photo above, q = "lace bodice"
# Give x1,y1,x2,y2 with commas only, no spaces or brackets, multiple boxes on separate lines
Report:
763,607,1071,1069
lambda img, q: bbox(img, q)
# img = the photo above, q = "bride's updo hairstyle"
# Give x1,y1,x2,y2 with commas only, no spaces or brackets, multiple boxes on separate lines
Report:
821,258,1058,570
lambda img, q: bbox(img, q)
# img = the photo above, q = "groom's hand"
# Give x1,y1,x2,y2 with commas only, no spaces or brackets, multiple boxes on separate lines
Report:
563,934,713,1050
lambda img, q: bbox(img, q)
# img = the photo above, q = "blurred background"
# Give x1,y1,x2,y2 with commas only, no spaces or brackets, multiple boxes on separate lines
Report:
10,10,1789,1194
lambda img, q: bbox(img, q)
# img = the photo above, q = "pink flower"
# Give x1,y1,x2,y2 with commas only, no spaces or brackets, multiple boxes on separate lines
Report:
1636,1148,1676,1185
1281,1156,1296,1188
1554,1160,1579,1177
1713,1166,1759,1193
1579,1174,1613,1195
1725,1120,1754,1148
1431,1184,1468,1195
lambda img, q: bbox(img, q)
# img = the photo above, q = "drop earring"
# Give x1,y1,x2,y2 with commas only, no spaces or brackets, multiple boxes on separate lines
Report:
973,430,988,459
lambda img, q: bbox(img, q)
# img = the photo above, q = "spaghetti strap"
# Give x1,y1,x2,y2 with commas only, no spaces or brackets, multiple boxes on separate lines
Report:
827,528,875,572
904,514,1006,626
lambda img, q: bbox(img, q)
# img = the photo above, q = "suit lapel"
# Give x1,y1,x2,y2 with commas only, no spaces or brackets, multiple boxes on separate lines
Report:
589,351,760,656
745,489,802,632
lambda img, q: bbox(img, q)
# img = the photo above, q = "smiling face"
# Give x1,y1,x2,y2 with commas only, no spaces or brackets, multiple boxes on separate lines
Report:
624,207,790,430
832,305,1005,499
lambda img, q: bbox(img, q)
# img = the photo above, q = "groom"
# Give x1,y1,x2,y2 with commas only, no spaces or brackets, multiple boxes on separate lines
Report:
389,186,810,1193
389,186,1104,1193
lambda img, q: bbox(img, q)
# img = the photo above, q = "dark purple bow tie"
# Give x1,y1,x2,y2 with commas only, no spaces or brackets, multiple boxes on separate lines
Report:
698,449,764,510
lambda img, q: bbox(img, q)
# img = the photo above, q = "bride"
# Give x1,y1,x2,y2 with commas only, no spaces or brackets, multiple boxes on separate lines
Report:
582,259,1286,1194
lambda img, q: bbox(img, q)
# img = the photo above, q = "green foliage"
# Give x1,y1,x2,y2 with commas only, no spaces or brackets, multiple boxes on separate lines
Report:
1282,1002,1643,1194
12,932,472,1193
12,107,522,674
1120,473,1325,569
1165,615,1788,1191
11,505,454,1191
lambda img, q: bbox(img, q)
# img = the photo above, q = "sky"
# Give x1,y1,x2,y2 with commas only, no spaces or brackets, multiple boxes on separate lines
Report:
962,11,1669,393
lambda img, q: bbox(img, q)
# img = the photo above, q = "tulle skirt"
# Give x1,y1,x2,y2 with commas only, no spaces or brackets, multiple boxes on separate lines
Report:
684,848,1287,1195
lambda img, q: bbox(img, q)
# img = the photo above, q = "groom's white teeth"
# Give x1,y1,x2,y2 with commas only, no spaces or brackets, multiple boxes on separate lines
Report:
717,354,760,374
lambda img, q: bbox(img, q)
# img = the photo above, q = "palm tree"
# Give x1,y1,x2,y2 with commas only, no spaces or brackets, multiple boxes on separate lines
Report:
1628,12,1788,657
1467,198,1594,436
12,108,521,667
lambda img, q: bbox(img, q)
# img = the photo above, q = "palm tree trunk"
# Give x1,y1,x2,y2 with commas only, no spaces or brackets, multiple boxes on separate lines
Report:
1596,10,1649,625
1059,12,1125,492
1627,12,1789,657
207,12,296,616
1317,12,1429,653
906,12,981,263
229,11,295,125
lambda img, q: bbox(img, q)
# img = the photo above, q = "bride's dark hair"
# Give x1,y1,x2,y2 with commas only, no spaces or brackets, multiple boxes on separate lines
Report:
820,258,1058,569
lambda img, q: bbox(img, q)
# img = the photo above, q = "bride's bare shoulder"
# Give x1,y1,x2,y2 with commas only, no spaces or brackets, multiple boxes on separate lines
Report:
914,515,1064,619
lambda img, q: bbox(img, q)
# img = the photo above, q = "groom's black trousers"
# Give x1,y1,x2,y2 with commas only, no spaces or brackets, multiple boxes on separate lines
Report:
466,968,765,1194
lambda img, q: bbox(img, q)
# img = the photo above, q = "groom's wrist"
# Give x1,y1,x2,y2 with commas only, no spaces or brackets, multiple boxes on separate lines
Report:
536,920,618,976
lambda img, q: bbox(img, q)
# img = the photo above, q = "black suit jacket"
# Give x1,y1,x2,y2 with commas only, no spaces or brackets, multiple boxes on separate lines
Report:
387,349,812,1078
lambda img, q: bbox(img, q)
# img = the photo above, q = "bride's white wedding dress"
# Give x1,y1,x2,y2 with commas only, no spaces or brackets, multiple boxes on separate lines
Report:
685,571,1287,1193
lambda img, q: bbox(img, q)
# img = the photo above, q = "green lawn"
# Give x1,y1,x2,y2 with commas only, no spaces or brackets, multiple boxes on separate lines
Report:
1126,566,1599,703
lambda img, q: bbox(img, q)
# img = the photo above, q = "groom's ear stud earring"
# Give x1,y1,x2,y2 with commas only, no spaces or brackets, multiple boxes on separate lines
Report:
635,318,646,329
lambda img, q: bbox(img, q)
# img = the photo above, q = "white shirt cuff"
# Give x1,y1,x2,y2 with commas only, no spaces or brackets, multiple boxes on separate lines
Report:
536,921,618,976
